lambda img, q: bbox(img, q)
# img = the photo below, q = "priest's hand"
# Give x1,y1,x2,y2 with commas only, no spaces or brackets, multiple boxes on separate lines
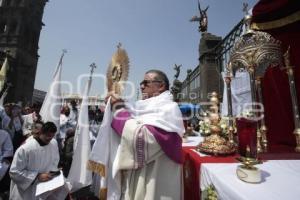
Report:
37,173,53,182
105,92,124,112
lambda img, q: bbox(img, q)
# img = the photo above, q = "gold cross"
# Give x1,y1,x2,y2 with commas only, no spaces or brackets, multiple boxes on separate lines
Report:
243,2,249,15
90,63,97,75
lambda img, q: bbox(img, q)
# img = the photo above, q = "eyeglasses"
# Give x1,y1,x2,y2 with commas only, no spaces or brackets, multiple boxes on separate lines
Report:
139,80,163,87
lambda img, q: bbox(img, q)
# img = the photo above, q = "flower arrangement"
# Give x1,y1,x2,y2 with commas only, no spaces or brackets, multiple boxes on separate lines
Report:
199,114,236,138
202,184,218,200
199,114,211,136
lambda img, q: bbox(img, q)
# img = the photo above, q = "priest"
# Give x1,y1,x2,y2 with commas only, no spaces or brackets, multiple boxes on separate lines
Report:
9,121,67,200
90,69,185,200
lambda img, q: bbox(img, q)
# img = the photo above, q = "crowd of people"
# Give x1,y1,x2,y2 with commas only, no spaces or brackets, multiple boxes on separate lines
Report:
0,101,103,199
0,69,188,200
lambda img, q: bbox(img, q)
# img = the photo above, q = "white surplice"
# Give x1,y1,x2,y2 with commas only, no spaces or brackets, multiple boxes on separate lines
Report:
115,119,183,200
89,91,185,200
9,137,67,200
59,114,77,140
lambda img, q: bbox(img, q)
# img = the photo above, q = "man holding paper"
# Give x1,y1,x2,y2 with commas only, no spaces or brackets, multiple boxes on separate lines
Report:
9,122,67,200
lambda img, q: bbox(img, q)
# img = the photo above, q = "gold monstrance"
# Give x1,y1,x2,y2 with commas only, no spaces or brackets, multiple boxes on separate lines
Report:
106,43,130,96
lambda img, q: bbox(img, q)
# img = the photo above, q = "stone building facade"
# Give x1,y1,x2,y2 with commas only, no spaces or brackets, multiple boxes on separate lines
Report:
180,32,222,103
179,18,245,105
0,0,48,104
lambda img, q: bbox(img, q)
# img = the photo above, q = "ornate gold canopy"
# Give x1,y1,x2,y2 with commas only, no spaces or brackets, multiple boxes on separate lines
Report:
228,31,282,77
227,27,283,153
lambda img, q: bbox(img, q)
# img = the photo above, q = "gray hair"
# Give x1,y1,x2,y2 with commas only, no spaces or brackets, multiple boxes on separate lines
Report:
145,69,169,90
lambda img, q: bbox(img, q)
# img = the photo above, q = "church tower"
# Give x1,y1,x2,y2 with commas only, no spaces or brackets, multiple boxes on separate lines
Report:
0,0,48,104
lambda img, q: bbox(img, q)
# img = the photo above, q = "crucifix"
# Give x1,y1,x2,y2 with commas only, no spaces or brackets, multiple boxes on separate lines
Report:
243,2,249,15
59,49,67,65
90,63,96,75
86,62,96,93
117,42,122,49
89,63,96,77
61,49,67,61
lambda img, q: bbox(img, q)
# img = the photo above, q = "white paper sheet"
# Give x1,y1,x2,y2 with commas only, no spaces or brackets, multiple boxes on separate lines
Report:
36,171,65,196
192,149,210,157
182,136,204,147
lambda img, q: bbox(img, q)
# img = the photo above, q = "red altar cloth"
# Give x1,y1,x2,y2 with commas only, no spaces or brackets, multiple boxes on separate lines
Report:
182,147,237,200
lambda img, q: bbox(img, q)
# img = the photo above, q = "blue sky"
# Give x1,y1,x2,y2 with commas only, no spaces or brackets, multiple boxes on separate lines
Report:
35,0,258,97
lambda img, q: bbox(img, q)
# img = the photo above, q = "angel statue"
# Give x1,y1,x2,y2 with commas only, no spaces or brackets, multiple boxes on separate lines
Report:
190,0,209,32
174,64,181,80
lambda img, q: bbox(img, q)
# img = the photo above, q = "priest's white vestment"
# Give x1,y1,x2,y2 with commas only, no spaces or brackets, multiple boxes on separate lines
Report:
9,137,67,200
89,91,185,200
115,119,183,200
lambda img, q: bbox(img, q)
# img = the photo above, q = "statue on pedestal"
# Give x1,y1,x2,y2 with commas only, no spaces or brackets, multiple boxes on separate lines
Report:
171,64,182,101
174,64,181,80
190,0,209,33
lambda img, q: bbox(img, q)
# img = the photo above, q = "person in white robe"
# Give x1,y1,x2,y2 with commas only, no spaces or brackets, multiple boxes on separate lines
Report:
58,106,77,150
0,105,10,131
89,69,185,200
0,129,13,195
5,104,24,150
22,105,42,138
0,130,13,164
9,121,68,200
68,100,78,122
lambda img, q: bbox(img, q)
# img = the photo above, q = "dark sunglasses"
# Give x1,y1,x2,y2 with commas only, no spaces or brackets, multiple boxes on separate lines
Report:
140,80,163,86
